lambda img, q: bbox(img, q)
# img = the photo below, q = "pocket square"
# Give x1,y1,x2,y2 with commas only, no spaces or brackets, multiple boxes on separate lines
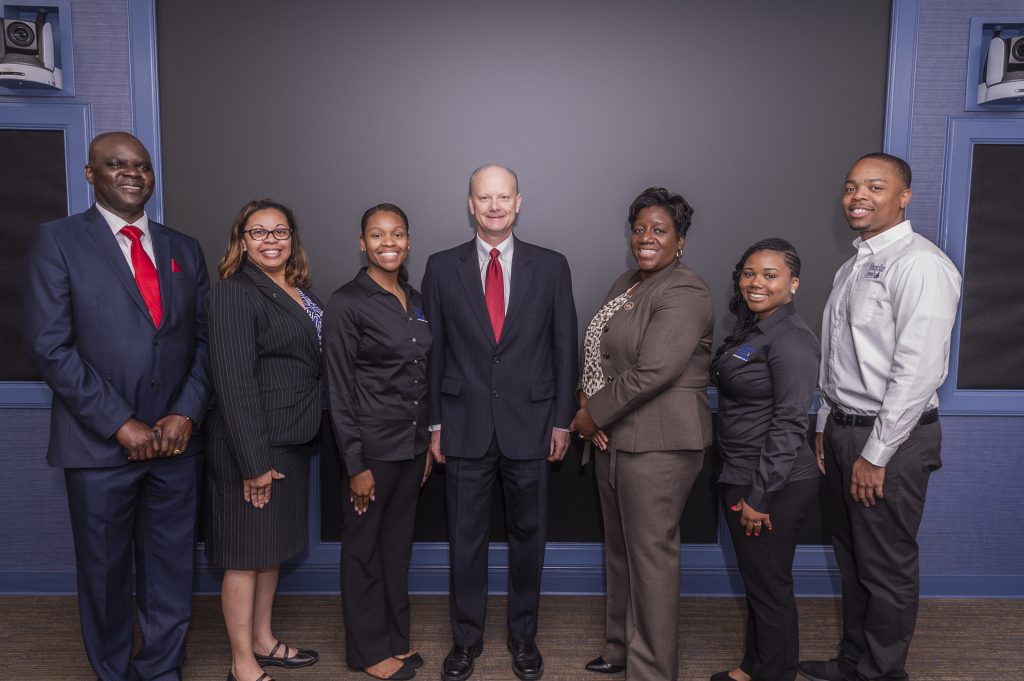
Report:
171,258,182,273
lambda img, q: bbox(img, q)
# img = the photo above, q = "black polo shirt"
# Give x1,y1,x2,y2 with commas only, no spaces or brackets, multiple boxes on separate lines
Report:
324,268,431,476
715,302,820,513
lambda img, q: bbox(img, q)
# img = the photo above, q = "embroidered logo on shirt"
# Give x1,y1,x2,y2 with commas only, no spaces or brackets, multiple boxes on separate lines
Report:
412,306,428,323
732,344,757,361
864,262,886,279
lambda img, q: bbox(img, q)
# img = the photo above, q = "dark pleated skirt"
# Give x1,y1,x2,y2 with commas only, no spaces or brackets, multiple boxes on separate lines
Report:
203,433,311,570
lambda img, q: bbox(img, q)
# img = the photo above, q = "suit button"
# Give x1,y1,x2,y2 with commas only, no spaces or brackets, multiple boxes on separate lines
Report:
413,400,419,406
411,337,417,343
412,420,417,425
492,390,500,398
150,380,160,388
493,356,500,364
602,353,610,359
606,376,614,382
152,339,160,346
413,379,419,384
603,326,609,333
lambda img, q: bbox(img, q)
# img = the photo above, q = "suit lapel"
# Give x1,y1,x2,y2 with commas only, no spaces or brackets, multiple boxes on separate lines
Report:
502,236,535,340
455,240,498,347
243,264,321,355
83,207,154,326
150,222,172,332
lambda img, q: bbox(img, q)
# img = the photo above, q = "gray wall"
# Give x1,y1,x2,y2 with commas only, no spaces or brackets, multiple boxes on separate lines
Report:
156,0,890,335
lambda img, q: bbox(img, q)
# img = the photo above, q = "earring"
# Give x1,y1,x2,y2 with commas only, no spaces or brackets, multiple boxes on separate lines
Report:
790,288,797,294
676,248,684,258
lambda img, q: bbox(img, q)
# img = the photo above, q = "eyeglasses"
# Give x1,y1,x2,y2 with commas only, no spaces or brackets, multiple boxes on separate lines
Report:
243,225,293,241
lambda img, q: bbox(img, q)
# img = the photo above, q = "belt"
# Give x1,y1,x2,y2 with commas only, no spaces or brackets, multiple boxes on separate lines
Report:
830,405,938,428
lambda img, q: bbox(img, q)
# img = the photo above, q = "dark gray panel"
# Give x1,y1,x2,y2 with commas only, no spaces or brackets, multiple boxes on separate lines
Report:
156,0,889,335
157,0,889,546
958,144,1024,389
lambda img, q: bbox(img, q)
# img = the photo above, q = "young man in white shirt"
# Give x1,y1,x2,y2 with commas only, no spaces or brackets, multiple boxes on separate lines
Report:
800,153,962,681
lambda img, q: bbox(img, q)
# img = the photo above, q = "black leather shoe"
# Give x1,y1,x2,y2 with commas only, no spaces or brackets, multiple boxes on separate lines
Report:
709,672,736,681
798,659,843,681
584,656,625,674
442,641,483,681
254,640,319,669
507,637,544,680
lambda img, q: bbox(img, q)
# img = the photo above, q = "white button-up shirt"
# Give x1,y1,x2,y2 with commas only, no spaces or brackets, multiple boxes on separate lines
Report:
476,234,513,313
96,202,156,275
816,220,962,466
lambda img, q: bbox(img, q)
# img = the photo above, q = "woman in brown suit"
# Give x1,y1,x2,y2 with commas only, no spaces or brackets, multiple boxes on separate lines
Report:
572,186,714,681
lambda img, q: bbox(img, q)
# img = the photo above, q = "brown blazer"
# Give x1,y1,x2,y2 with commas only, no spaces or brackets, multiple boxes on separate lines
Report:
586,261,714,453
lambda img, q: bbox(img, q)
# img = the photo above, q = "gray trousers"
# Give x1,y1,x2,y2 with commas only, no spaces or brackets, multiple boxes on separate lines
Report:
824,418,941,681
595,448,704,681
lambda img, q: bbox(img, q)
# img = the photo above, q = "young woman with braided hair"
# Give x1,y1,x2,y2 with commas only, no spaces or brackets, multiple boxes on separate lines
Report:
710,239,821,681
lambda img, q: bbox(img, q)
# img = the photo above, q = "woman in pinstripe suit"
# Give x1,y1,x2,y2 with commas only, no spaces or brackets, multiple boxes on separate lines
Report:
205,199,323,681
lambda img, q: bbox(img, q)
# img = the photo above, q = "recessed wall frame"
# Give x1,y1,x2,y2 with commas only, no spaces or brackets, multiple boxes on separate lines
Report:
0,101,91,405
938,117,1024,414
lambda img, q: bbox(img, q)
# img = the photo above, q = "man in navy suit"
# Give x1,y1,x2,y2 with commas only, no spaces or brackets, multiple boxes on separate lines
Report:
22,132,210,681
422,164,578,681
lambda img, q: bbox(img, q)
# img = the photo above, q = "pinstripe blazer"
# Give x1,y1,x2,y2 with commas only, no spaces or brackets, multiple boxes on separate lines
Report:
586,261,714,453
206,262,323,479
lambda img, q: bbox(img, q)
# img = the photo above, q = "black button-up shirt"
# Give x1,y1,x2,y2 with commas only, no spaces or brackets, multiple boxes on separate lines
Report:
715,302,820,513
324,269,431,475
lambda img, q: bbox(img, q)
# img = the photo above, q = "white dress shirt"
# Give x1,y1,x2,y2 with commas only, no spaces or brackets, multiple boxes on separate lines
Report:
476,234,513,312
816,220,962,467
96,203,156,275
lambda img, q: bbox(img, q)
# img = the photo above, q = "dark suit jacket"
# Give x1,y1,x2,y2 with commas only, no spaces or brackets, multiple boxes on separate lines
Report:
586,261,714,453
422,236,578,460
22,205,211,468
205,262,323,479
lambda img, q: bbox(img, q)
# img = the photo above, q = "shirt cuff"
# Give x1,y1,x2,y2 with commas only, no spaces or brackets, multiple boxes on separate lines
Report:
428,424,441,432
859,437,896,467
815,405,830,433
554,427,570,433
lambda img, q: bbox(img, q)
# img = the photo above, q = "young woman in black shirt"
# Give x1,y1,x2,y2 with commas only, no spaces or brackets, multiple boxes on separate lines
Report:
324,203,432,681
710,238,820,681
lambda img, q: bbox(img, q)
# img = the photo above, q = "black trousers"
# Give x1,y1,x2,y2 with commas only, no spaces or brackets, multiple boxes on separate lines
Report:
445,434,549,646
722,477,819,681
823,419,942,681
340,453,425,668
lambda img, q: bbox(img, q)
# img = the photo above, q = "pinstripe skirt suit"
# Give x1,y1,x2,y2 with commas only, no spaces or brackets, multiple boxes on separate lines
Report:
204,263,324,570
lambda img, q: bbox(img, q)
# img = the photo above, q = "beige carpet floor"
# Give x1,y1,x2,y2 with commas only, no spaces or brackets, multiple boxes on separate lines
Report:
2,595,1021,680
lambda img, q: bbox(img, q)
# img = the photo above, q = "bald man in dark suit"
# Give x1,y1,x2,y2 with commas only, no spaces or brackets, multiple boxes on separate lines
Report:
422,164,578,681
22,132,210,681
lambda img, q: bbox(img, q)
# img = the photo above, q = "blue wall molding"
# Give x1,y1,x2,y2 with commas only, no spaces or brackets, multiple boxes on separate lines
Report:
884,0,919,161
937,116,1024,415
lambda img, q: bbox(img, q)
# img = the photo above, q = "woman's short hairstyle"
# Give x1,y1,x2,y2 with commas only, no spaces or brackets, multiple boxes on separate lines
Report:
218,198,311,287
627,186,694,237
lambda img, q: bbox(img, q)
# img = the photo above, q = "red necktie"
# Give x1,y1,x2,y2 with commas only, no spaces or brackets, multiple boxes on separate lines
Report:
485,247,505,341
120,225,163,327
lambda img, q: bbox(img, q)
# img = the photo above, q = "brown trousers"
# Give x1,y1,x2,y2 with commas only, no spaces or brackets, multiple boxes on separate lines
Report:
595,448,704,681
